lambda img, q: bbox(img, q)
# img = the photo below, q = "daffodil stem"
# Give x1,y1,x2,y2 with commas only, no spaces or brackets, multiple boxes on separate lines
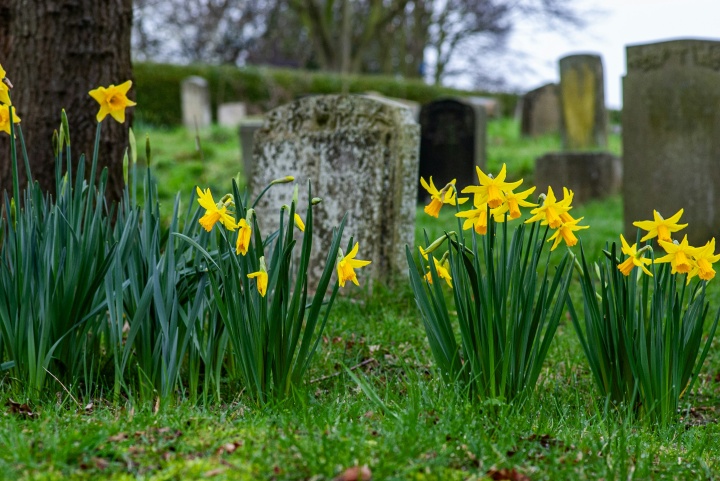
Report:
16,125,32,187
90,121,102,192
9,105,19,206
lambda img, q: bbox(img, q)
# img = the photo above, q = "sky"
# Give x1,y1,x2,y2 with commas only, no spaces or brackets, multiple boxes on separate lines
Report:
488,0,720,108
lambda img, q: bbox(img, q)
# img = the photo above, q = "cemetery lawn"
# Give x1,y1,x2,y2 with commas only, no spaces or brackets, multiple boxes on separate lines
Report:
2,121,720,480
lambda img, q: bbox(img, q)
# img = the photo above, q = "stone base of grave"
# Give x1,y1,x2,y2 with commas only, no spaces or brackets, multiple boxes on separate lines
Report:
534,152,622,204
239,118,264,183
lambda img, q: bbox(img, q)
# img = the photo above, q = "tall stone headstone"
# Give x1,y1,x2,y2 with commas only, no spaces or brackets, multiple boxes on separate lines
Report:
559,54,607,150
623,39,720,244
239,118,264,183
520,83,560,137
251,95,420,286
218,102,247,127
418,98,486,201
181,76,212,129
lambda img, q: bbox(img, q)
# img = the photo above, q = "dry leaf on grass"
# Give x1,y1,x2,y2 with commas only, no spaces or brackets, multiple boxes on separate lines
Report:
333,465,372,481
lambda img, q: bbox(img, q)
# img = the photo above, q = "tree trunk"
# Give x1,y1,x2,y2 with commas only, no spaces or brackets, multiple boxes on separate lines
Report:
0,0,133,202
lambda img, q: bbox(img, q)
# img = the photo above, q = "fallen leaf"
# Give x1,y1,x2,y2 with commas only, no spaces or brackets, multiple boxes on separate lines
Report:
93,457,110,470
203,468,225,478
487,467,530,481
108,432,129,442
6,399,37,419
333,465,372,481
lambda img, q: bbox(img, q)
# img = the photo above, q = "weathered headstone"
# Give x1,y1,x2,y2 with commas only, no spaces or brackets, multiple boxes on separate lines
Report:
418,98,486,201
363,91,420,120
218,102,247,127
520,83,560,137
181,76,212,129
468,96,502,118
559,54,607,150
251,95,420,286
239,118,264,183
623,38,720,244
535,152,621,204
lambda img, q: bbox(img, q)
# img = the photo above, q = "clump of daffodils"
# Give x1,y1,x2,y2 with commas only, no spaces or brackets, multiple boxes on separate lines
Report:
0,63,20,135
619,208,720,282
418,165,589,288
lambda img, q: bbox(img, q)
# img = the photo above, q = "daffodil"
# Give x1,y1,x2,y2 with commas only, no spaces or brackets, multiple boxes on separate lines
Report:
247,257,269,297
294,213,305,232
456,203,489,235
420,177,468,218
656,235,698,274
88,80,136,123
196,186,238,232
525,186,572,229
461,164,523,209
424,257,453,288
0,64,11,105
337,242,372,287
547,216,589,251
492,186,537,221
633,209,687,243
0,104,20,135
617,234,653,277
688,238,720,282
235,218,252,255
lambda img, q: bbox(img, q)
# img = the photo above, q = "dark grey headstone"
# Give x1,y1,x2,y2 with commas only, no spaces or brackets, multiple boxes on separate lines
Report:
559,54,607,150
535,152,621,205
520,83,560,137
623,38,720,244
418,98,486,201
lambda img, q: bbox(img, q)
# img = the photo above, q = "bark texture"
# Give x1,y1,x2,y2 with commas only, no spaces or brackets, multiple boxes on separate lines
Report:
0,0,133,201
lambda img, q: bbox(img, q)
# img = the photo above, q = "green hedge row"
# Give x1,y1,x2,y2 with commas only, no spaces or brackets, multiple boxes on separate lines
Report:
133,62,519,126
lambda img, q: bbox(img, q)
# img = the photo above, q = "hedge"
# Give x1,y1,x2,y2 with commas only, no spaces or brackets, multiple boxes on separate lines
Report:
133,62,519,126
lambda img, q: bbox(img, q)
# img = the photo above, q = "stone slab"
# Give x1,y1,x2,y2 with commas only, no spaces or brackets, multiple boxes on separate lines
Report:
520,83,560,137
218,102,247,127
559,54,607,150
534,152,621,205
181,76,212,129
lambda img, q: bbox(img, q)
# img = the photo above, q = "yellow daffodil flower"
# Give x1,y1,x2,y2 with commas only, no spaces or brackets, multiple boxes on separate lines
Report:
0,104,20,135
88,80,136,123
633,209,687,243
420,177,468,218
235,218,252,255
525,186,572,229
337,242,372,287
247,257,269,297
461,164,523,209
0,64,11,105
196,186,238,232
618,234,653,277
294,213,305,232
656,235,698,274
688,238,720,282
492,186,537,221
456,203,489,235
547,216,589,251
425,257,453,288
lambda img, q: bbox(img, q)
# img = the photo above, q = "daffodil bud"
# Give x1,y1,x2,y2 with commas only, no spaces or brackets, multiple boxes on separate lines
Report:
245,208,255,223
422,231,456,255
122,149,129,184
145,134,151,167
128,128,137,166
9,198,16,225
2,76,13,89
61,109,71,146
292,184,299,204
52,129,59,158
311,197,322,205
270,175,294,185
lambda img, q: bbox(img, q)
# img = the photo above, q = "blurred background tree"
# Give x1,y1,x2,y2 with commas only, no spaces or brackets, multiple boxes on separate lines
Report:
0,0,133,201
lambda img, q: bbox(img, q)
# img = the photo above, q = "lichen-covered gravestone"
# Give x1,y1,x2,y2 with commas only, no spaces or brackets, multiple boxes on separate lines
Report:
251,95,420,287
623,39,720,244
559,54,607,150
181,76,212,129
520,83,560,137
418,98,486,201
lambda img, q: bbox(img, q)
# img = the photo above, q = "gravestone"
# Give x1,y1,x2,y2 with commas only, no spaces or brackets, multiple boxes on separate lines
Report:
251,95,420,286
218,102,247,127
363,91,420,120
559,54,607,150
535,152,621,204
623,38,720,244
520,83,560,137
181,76,211,129
468,96,502,118
239,118,264,183
418,98,486,201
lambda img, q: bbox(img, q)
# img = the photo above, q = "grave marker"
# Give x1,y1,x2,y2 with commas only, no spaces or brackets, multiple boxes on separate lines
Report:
181,76,212,129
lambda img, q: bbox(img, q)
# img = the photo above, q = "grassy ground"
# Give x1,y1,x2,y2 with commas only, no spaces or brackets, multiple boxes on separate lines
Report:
2,119,720,480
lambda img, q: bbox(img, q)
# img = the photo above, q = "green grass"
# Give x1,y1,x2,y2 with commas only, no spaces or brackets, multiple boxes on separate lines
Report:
3,118,720,479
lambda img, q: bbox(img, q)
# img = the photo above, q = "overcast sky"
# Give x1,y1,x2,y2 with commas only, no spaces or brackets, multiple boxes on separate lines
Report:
495,0,720,108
